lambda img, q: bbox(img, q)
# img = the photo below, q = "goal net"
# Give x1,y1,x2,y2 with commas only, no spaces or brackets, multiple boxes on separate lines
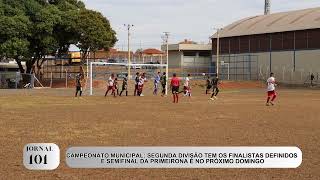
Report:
88,62,168,96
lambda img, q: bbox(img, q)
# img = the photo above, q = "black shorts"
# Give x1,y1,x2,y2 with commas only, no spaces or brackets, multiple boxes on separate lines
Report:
76,86,82,91
172,86,179,94
207,85,212,90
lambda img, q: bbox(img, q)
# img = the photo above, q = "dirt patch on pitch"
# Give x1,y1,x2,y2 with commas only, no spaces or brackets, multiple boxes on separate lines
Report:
0,87,319,179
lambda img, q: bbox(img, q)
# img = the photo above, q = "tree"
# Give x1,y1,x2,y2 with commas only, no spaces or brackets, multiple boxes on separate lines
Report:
0,1,31,73
0,0,117,75
75,9,117,62
50,0,85,57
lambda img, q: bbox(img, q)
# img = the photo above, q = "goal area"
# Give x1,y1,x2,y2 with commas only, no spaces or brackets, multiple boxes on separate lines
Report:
88,62,168,96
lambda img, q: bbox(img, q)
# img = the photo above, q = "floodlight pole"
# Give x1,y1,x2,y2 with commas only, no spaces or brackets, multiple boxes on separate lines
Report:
163,32,170,95
125,24,134,81
214,28,222,78
216,29,220,78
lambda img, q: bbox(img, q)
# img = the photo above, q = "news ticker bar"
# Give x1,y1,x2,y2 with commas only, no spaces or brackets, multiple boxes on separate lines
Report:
23,144,302,170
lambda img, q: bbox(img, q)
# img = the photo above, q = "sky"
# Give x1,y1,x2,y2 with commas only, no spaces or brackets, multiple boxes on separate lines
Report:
80,0,320,51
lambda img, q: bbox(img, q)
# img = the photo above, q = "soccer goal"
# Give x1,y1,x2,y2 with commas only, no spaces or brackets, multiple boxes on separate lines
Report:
88,62,168,96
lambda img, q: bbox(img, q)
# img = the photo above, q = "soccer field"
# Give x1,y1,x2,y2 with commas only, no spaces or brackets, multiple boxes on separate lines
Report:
0,85,319,179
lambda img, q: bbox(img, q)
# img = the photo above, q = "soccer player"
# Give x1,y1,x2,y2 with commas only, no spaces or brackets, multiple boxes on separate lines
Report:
266,72,277,106
210,74,219,100
311,73,315,87
113,77,119,96
153,72,161,95
134,72,140,96
183,74,191,97
137,73,147,96
160,72,167,96
75,73,83,97
120,74,128,96
105,73,116,97
170,73,180,103
206,76,212,94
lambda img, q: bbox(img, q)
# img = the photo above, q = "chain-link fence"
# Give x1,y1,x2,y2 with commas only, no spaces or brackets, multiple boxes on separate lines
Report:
259,66,320,86
40,55,260,82
213,55,259,80
0,72,34,89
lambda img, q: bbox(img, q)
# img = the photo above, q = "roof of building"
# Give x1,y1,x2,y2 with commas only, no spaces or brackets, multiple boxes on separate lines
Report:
161,43,211,51
212,7,320,38
142,48,164,55
178,39,197,44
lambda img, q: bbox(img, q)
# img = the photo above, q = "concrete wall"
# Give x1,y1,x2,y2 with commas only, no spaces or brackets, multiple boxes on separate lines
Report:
296,50,320,72
230,49,320,83
168,51,182,68
182,56,211,67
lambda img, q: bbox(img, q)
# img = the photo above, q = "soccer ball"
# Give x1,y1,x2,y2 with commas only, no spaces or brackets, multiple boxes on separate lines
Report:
202,73,206,76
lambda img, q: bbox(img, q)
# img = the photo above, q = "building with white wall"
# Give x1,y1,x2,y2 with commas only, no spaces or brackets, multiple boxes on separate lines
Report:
161,40,212,75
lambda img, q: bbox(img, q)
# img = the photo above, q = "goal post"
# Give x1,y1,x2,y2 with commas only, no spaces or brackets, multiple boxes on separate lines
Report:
89,62,168,96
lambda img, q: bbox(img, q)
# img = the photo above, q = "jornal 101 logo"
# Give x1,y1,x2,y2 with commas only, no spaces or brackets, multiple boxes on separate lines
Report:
23,143,60,170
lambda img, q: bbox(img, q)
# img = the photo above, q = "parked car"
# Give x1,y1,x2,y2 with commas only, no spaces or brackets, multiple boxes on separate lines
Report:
108,59,117,63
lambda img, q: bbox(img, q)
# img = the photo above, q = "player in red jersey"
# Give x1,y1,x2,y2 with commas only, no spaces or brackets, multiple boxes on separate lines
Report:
170,73,180,103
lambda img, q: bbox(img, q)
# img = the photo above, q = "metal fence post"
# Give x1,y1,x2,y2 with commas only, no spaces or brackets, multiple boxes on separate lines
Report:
15,72,19,89
31,74,35,88
282,67,285,82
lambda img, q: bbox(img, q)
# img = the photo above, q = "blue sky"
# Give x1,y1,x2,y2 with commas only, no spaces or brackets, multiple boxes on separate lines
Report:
81,0,320,51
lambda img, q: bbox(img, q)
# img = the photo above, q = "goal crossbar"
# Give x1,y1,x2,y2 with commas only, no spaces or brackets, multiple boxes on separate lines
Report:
89,62,168,95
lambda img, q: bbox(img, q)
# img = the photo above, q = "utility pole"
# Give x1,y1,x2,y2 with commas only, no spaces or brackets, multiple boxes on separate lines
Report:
124,24,134,80
163,32,170,95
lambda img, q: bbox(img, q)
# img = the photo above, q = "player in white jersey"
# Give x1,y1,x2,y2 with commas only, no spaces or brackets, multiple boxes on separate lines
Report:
183,74,191,97
266,73,277,106
137,73,147,96
105,73,116,97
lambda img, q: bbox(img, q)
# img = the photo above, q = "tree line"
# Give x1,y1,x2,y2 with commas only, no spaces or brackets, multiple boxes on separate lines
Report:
0,0,117,74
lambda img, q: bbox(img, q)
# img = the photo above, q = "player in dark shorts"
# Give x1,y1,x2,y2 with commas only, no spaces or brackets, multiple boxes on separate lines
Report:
170,73,180,103
210,74,219,100
153,72,161,95
120,74,128,96
134,72,140,96
206,76,212,94
160,72,167,96
311,73,315,87
75,73,83,97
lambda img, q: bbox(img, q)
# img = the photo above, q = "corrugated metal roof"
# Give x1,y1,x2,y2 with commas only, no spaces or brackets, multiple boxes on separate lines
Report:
213,7,320,38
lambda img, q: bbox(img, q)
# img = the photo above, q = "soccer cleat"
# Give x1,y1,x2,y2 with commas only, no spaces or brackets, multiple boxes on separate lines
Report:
213,96,218,100
266,103,270,106
270,101,274,106
210,98,214,101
